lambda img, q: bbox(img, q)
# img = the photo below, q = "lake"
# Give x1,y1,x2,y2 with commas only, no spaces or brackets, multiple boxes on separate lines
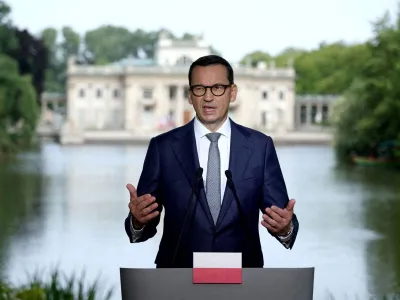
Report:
0,142,399,299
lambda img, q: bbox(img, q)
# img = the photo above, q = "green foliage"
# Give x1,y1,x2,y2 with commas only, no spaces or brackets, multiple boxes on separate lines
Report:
0,1,44,157
240,50,271,67
332,7,400,160
0,54,39,156
0,1,17,53
0,268,114,300
242,42,370,95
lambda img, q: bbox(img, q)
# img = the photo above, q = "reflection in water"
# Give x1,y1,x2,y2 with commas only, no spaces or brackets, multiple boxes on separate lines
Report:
0,153,46,281
0,143,399,299
335,166,400,296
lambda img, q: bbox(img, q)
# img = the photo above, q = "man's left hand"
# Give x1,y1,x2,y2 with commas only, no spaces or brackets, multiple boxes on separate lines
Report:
261,199,296,235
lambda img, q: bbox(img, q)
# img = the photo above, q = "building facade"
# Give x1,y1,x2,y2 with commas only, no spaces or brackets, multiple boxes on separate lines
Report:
60,33,334,144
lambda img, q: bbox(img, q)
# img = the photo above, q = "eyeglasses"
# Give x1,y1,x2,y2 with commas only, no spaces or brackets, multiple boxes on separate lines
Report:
189,84,231,97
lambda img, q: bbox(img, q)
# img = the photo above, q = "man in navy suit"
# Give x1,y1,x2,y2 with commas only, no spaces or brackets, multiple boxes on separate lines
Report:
125,55,299,268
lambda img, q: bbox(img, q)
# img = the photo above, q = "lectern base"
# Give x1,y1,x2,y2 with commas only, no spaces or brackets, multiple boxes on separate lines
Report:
120,267,314,300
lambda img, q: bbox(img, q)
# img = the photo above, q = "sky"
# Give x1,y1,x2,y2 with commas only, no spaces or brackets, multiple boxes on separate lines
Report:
8,0,399,62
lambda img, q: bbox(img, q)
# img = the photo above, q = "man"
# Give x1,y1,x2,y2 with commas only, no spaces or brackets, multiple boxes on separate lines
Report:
125,55,299,268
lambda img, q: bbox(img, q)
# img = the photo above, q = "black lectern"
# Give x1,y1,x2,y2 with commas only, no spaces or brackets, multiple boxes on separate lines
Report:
120,267,314,300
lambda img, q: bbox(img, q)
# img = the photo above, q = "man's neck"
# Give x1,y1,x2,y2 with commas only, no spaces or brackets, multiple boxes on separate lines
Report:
197,115,228,132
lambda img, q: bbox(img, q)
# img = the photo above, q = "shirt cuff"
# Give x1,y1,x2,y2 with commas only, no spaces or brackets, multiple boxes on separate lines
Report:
276,221,294,243
130,215,144,241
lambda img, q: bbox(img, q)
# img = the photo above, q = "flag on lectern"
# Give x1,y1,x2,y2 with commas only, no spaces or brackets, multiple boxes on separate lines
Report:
192,252,242,284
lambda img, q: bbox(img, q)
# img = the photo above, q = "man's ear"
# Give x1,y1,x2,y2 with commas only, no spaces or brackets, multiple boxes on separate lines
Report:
188,90,193,104
230,84,238,103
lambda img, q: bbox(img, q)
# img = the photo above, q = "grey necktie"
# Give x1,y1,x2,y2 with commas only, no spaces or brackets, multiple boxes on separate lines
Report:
206,132,222,224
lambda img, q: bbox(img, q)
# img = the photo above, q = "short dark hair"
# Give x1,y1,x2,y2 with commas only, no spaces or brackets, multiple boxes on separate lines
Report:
188,55,234,86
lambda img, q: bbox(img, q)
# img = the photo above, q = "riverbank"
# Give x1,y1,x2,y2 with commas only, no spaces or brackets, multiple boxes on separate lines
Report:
0,268,114,300
41,129,333,146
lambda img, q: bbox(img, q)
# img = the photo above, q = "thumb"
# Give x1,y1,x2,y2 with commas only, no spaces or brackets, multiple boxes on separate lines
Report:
126,183,137,199
286,198,296,211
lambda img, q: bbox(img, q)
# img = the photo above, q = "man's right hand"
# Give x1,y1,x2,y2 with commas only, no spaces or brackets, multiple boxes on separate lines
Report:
126,183,159,229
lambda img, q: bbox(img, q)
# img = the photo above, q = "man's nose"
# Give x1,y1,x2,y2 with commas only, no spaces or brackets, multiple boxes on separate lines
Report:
204,87,214,101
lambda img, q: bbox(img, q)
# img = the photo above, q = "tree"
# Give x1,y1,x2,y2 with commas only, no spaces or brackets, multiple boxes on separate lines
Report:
0,0,44,156
239,41,369,95
332,8,400,159
0,0,17,53
0,54,39,155
6,29,49,104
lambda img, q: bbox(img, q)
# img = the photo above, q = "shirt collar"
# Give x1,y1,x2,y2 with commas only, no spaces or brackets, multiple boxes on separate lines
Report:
194,116,231,138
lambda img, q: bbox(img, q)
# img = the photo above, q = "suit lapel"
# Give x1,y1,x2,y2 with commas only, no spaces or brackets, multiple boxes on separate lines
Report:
170,119,215,226
170,119,199,184
216,120,253,229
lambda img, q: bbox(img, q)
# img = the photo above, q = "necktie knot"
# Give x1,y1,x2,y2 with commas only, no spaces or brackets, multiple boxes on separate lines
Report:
206,132,221,143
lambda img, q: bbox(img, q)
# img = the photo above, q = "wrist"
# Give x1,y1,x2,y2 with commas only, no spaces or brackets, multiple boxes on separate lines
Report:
277,221,293,237
131,214,144,230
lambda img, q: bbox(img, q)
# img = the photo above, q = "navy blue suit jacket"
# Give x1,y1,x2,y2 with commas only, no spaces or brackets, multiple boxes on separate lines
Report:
125,118,299,268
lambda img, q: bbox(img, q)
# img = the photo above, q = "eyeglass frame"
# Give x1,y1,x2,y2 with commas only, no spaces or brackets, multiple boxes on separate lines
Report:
189,84,233,97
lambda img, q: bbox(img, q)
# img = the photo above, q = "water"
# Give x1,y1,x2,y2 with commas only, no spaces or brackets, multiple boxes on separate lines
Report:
0,142,399,299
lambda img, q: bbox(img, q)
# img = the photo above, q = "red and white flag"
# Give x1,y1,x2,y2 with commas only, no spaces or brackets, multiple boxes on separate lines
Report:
192,252,242,284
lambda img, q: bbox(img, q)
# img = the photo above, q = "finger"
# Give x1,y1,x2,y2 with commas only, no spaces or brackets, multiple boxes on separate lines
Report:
265,207,284,223
269,206,288,219
140,210,160,223
140,202,158,217
130,193,150,208
286,199,296,211
137,195,156,211
261,220,277,232
126,184,137,199
262,213,279,228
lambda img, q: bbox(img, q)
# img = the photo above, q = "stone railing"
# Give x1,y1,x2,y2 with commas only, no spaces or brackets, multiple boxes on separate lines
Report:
296,95,340,102
68,65,295,79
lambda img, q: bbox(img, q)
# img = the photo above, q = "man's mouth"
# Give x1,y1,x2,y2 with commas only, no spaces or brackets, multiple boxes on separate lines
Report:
203,105,216,114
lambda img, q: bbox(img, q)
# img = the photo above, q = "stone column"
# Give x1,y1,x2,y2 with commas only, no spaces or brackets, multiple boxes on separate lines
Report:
306,103,312,125
124,83,136,131
316,103,322,124
41,98,47,116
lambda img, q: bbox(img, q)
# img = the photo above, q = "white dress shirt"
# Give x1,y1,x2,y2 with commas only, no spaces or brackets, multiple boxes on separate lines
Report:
193,116,231,203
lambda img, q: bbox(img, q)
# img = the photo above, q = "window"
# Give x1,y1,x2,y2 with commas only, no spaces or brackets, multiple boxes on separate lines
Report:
113,89,120,98
169,85,177,100
262,91,268,100
96,89,102,98
300,105,307,124
311,105,317,123
176,56,193,65
183,86,189,98
143,88,153,99
322,105,329,121
79,89,85,98
279,91,284,100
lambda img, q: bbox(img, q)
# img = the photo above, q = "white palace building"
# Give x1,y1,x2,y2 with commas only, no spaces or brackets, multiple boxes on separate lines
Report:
58,32,337,144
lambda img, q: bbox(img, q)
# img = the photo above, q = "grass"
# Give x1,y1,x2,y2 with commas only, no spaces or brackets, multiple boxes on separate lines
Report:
0,267,114,300
324,290,400,300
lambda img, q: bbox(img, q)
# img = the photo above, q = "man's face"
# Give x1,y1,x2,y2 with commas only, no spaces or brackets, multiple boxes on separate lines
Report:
188,64,237,131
